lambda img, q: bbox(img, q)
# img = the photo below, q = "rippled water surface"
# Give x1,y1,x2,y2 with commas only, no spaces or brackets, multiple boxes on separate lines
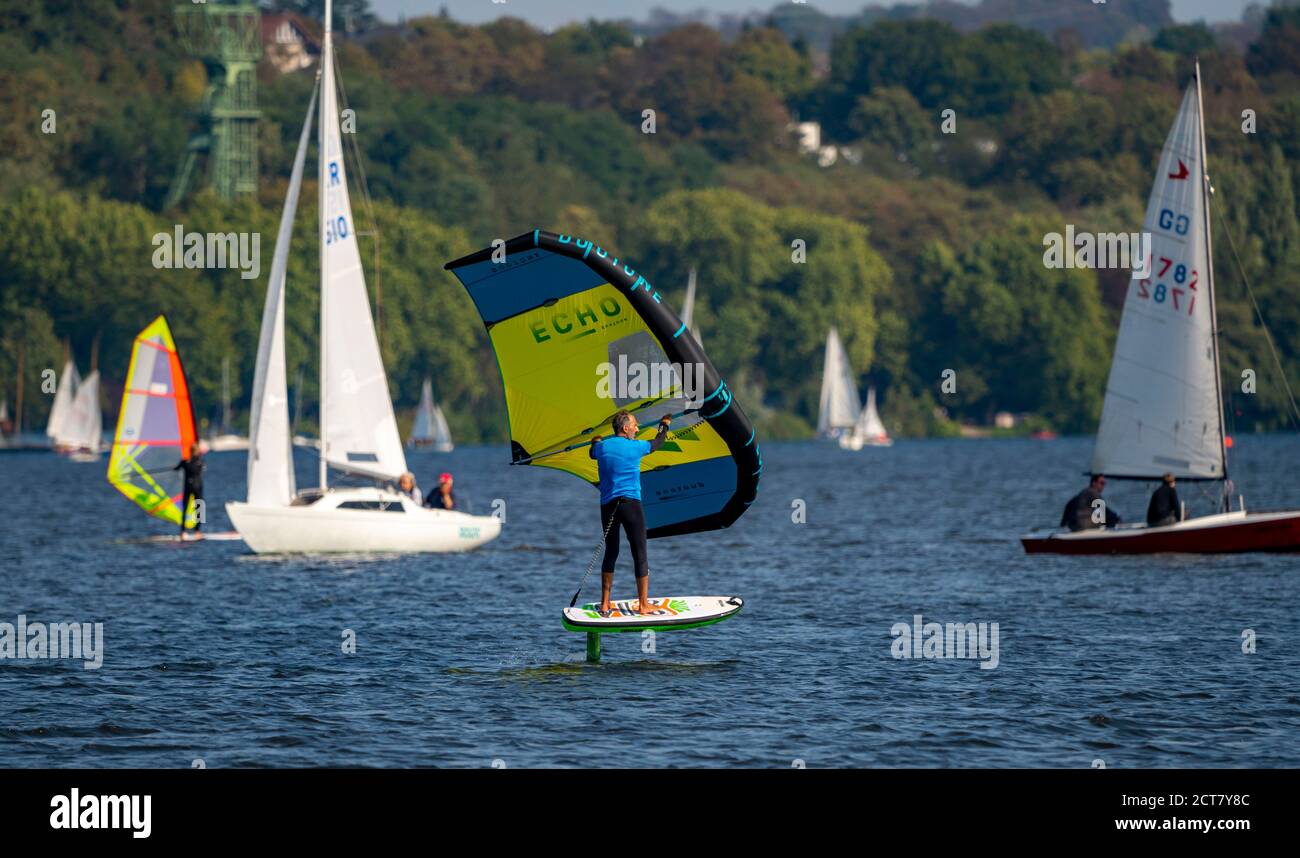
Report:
2,435,1298,767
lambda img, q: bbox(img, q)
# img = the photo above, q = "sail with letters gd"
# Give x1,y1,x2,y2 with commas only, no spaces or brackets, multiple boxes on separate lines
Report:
1022,62,1300,555
1090,75,1223,481
445,231,760,537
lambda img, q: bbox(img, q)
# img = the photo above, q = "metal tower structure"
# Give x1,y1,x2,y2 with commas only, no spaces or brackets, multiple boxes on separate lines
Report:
164,1,262,209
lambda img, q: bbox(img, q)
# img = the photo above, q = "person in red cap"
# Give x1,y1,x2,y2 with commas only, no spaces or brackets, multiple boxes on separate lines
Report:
426,472,456,511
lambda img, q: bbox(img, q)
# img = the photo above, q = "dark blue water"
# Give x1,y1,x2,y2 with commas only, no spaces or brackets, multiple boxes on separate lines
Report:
2,435,1298,768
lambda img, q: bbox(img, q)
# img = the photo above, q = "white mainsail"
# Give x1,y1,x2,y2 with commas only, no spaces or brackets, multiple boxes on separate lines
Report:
246,83,317,506
681,267,702,346
318,20,406,484
47,359,80,442
817,327,861,434
1091,72,1225,480
855,386,888,439
65,369,101,452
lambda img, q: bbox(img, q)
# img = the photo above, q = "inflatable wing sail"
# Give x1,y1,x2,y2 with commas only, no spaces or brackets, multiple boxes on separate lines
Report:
446,230,760,537
107,316,199,525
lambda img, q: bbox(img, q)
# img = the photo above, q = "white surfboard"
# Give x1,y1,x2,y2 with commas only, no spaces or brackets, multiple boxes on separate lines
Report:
562,596,743,632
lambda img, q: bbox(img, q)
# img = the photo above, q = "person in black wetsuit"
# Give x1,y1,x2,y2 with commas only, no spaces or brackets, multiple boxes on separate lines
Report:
173,442,205,539
588,409,672,615
1060,474,1120,532
1146,473,1180,528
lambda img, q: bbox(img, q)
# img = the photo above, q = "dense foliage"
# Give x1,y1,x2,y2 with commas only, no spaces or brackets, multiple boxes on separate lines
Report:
1,0,1298,442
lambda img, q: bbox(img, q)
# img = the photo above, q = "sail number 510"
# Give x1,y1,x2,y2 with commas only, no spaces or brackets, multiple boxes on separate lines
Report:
325,216,349,244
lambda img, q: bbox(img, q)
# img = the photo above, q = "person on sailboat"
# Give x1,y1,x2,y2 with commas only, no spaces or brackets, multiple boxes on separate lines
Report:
1059,475,1121,532
425,472,456,511
588,410,672,615
173,442,206,539
396,472,423,506
1146,474,1181,528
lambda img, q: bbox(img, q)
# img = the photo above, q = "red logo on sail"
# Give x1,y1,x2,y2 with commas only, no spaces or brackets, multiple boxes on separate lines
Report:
1168,160,1189,180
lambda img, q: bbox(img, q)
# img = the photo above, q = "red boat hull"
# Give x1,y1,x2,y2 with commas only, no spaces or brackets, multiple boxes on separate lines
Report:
1022,510,1300,555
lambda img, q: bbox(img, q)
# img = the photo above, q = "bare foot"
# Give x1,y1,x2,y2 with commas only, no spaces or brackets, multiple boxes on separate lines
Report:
598,601,611,613
635,600,659,615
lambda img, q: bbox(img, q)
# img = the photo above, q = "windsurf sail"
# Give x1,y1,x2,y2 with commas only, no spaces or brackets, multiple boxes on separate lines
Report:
681,267,702,347
445,231,760,537
107,316,198,525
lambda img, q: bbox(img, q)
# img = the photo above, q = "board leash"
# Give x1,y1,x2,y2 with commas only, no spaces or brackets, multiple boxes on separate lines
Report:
570,497,622,608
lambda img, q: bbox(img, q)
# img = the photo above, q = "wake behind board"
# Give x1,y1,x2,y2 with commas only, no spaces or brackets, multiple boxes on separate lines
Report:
116,531,243,545
562,596,743,633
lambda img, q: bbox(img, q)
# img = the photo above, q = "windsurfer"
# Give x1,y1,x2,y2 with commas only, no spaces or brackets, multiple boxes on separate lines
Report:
589,410,671,614
1060,474,1121,532
1146,473,1180,527
173,442,205,539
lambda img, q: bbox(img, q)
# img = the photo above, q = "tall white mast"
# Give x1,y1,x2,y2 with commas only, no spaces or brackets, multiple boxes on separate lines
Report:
318,0,332,490
1195,59,1229,507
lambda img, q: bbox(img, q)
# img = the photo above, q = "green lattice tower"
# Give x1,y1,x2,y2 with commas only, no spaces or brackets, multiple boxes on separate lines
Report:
165,1,261,209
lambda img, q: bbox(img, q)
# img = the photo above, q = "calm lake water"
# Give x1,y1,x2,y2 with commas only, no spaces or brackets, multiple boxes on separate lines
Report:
2,434,1298,768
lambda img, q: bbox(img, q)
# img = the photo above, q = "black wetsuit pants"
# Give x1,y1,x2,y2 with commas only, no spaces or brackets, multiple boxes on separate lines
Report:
181,483,203,533
600,498,648,579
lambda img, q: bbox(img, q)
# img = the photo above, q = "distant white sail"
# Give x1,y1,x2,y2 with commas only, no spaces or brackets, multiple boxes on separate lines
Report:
246,82,316,506
64,370,101,452
1091,80,1224,480
47,359,80,442
855,386,888,439
319,35,406,483
430,402,453,453
410,378,434,444
818,327,861,434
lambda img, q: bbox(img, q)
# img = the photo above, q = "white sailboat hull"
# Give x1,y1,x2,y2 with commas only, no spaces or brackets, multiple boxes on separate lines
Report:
227,487,501,554
208,433,250,452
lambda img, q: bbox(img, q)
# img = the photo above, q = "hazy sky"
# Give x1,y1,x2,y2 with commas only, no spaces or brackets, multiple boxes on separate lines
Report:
367,0,1256,29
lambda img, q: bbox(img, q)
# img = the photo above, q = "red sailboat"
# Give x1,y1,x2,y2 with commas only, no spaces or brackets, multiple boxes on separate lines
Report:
1023,63,1300,555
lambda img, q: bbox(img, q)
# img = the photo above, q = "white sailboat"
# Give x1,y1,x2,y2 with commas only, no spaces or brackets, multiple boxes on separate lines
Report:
409,378,454,452
817,327,865,449
226,0,499,554
46,357,80,450
852,386,893,447
1023,62,1300,554
680,267,702,346
208,356,250,452
63,369,102,461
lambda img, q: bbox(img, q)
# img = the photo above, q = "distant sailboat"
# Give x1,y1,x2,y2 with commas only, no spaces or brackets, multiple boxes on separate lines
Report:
46,357,80,450
852,387,893,447
225,0,499,554
208,355,250,452
1023,62,1300,554
63,370,102,461
680,267,702,346
817,328,891,450
409,378,453,452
